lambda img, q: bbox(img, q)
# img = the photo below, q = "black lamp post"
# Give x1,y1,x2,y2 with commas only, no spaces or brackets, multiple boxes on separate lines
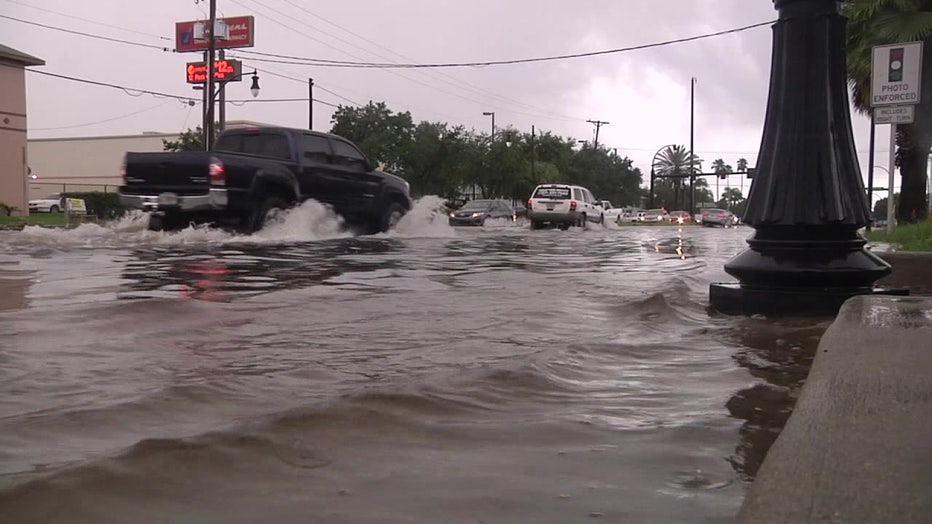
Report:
213,70,260,136
709,0,906,316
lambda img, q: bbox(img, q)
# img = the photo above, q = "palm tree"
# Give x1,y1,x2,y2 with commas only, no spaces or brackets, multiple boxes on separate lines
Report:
711,158,734,203
653,145,702,209
736,158,748,173
845,0,932,222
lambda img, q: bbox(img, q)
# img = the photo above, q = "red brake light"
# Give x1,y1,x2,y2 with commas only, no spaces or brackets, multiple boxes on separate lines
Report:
570,201,577,211
209,157,225,185
527,199,532,210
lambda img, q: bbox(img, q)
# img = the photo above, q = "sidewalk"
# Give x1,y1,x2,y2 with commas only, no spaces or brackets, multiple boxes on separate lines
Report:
738,293,932,522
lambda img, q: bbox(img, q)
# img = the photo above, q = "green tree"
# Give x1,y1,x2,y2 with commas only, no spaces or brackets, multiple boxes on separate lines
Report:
330,101,415,173
845,0,932,222
873,193,900,218
163,127,204,151
651,145,703,209
719,187,745,211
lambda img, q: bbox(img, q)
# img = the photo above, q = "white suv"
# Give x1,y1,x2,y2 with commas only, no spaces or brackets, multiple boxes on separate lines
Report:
526,184,605,230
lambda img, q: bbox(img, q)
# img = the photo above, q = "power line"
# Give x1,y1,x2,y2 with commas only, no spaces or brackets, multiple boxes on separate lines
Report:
1,0,173,41
0,14,175,51
273,0,582,122
30,101,176,130
233,20,775,69
21,68,191,100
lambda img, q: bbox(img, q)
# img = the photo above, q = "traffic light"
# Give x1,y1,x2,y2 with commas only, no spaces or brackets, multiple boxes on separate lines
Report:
718,172,727,179
889,47,904,82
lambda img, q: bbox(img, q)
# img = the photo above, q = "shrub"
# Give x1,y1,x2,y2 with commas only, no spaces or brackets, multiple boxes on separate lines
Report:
0,202,18,216
61,192,124,219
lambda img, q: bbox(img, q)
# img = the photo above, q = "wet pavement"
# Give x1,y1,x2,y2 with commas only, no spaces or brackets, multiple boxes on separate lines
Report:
0,199,832,523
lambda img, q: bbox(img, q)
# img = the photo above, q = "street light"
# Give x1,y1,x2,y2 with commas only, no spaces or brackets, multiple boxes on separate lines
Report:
213,70,260,138
482,111,495,140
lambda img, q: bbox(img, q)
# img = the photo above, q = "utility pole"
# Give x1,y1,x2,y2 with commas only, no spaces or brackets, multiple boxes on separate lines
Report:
866,109,876,231
531,125,536,184
689,77,696,214
218,49,226,133
308,78,314,130
205,0,218,151
586,119,609,149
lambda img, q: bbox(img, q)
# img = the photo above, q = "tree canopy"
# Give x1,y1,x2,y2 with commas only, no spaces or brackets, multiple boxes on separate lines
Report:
845,0,932,222
329,101,645,206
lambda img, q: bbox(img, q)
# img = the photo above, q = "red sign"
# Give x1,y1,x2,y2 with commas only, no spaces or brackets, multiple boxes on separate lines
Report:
186,59,243,84
175,16,255,53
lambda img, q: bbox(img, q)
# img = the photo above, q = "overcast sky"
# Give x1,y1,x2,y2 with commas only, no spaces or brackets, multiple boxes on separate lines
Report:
2,0,898,200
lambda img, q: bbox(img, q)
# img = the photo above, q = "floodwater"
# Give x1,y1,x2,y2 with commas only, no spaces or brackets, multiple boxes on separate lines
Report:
0,198,831,523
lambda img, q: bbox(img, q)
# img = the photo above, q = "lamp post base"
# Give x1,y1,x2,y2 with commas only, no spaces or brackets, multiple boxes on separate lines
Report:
709,282,909,317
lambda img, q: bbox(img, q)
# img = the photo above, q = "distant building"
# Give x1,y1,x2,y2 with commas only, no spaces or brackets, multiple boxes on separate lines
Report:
0,44,44,215
25,120,273,200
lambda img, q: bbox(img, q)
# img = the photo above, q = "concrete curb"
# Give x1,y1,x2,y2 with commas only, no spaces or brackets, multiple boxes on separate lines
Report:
738,295,932,523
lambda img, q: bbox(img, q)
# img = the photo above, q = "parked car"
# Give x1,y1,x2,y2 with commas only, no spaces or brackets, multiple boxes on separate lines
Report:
598,200,625,223
448,199,515,226
669,210,692,224
700,208,737,227
119,126,412,233
616,210,640,224
28,193,64,213
526,183,605,230
640,208,670,223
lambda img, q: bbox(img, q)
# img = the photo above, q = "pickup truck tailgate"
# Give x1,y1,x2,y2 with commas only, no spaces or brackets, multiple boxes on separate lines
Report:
122,151,213,194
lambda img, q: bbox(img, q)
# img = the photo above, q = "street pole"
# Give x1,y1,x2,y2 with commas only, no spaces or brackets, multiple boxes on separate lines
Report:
689,77,696,214
308,78,314,130
586,120,609,149
866,109,876,231
205,0,218,151
218,50,226,133
200,50,208,146
490,113,495,139
531,125,536,185
886,124,896,234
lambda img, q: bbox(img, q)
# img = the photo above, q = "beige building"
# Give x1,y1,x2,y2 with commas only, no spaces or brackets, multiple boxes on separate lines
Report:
0,44,44,216
26,121,271,200
27,132,177,200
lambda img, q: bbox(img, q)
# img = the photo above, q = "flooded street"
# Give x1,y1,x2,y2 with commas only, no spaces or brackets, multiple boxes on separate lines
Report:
0,199,830,523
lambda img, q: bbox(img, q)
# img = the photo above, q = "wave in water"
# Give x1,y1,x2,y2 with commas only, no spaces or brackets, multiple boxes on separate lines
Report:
1,196,467,251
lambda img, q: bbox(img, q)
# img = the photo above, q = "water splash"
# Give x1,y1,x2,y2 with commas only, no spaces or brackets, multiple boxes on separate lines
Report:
386,195,456,238
0,196,465,250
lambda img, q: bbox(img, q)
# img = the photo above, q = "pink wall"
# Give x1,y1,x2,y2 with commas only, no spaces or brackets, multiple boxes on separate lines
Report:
0,61,28,215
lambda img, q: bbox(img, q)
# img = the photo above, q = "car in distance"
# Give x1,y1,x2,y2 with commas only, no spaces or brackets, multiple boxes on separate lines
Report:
28,193,64,213
449,199,515,226
700,208,737,227
669,210,692,224
526,183,604,230
640,208,670,223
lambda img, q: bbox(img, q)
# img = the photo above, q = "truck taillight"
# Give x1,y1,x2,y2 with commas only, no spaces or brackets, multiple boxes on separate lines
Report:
570,201,577,211
209,157,225,185
527,199,532,210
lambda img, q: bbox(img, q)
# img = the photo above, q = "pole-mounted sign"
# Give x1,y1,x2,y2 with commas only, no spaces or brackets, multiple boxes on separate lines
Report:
871,41,922,107
186,59,243,84
175,15,255,52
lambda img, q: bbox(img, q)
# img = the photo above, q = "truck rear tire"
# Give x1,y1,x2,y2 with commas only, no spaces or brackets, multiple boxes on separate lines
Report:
375,202,406,233
248,197,288,233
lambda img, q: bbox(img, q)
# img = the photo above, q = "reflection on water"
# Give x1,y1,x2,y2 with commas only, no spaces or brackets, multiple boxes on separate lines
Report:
722,316,830,479
0,216,823,523
120,238,405,302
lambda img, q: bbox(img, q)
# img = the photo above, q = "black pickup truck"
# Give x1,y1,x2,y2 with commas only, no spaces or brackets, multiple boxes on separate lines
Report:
119,126,412,233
